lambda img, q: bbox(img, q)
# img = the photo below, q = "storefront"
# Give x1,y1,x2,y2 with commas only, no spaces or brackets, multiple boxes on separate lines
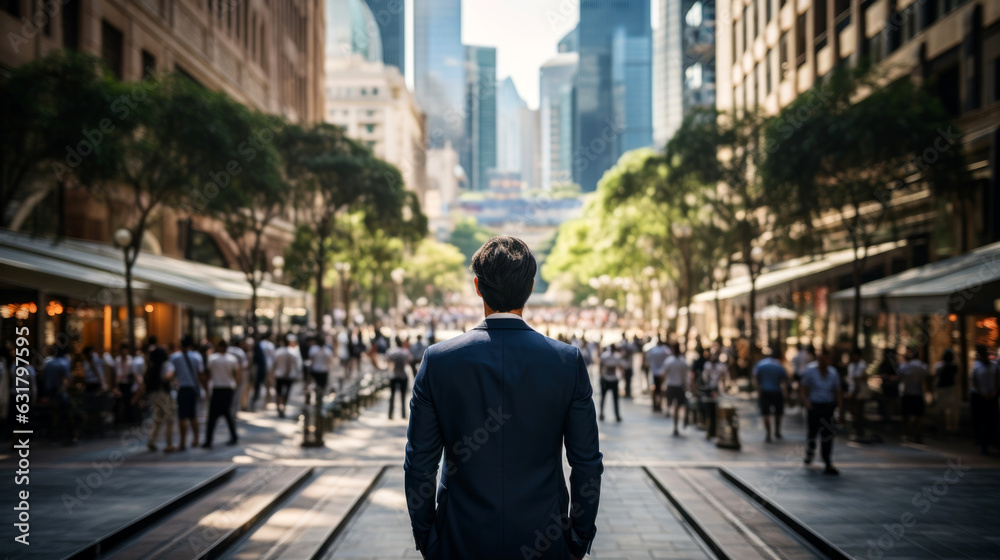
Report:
0,230,310,355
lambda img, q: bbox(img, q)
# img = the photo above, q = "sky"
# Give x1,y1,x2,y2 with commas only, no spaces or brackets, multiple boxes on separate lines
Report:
461,0,578,109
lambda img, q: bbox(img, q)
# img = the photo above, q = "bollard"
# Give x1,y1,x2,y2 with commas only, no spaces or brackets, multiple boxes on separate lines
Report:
302,388,325,447
715,403,741,450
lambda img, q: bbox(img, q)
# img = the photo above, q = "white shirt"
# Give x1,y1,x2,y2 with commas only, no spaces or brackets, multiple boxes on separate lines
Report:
847,359,867,393
131,354,146,379
663,355,690,388
801,363,840,404
899,359,929,397
260,339,276,371
308,345,333,373
972,360,998,395
207,353,239,389
113,354,133,384
273,346,303,379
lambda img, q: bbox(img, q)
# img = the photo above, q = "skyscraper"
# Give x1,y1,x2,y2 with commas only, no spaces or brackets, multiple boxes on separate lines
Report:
463,45,497,192
362,0,406,73
653,0,715,147
576,0,653,191
540,52,578,190
497,77,527,174
413,0,465,148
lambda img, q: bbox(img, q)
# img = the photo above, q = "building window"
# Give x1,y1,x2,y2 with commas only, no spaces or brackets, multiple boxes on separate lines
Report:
141,50,156,79
361,88,367,96
779,32,790,79
814,0,828,49
766,48,773,94
994,57,1000,102
750,0,757,41
372,87,379,96
62,0,80,50
795,13,807,67
101,20,124,79
742,6,748,53
766,0,772,25
366,110,375,117
1,0,19,17
365,124,376,133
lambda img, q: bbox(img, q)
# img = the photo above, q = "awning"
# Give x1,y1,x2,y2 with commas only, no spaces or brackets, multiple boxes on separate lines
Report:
0,230,308,312
0,244,150,305
692,240,908,304
755,305,798,320
831,241,1000,315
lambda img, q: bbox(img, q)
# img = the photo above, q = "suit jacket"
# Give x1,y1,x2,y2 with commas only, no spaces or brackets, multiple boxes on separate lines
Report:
404,317,604,560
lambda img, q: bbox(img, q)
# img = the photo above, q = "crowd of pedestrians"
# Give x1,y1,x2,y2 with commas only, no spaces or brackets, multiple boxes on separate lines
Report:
0,323,433,449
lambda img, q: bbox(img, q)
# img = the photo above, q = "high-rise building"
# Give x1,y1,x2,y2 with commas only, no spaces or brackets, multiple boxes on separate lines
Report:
518,106,541,191
327,0,384,63
413,0,465,148
497,78,527,175
361,0,406,74
559,26,579,53
653,0,716,147
576,0,654,191
540,52,578,190
463,45,497,192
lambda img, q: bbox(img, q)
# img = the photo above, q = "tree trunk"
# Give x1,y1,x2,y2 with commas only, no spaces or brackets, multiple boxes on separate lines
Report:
370,273,378,322
852,260,863,353
249,282,258,335
315,255,326,330
124,248,136,354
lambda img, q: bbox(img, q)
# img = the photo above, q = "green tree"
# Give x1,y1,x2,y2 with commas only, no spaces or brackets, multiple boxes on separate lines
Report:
761,65,968,350
197,105,285,330
448,217,494,264
0,51,121,233
279,123,425,324
402,240,467,304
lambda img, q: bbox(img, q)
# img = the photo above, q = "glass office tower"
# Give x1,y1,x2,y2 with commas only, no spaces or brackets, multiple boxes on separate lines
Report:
362,0,405,74
413,0,465,148
463,45,497,192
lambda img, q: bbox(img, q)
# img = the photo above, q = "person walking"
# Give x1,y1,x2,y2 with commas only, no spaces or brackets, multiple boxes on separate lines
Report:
272,335,302,418
599,344,622,422
620,333,638,399
143,336,176,452
646,337,669,412
306,337,333,403
877,348,901,422
249,334,272,412
699,352,727,439
404,236,602,559
387,337,412,420
202,340,240,448
169,335,205,451
753,345,789,443
663,343,691,436
111,343,135,426
971,345,999,455
800,349,842,475
226,337,249,415
899,347,930,443
934,349,960,434
846,349,870,439
409,334,427,375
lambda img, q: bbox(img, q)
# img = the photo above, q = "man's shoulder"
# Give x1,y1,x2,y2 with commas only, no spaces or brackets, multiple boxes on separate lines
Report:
425,328,580,360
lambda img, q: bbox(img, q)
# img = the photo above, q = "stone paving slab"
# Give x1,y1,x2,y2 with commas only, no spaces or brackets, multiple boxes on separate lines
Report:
728,466,1000,560
0,465,231,559
324,466,710,560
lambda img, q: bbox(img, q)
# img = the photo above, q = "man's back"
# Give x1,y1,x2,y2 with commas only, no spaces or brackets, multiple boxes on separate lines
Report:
404,317,603,560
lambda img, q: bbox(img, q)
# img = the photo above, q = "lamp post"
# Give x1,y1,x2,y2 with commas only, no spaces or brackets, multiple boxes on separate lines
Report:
713,263,728,343
748,245,765,365
271,255,285,333
334,262,351,326
391,267,406,328
672,223,693,351
113,227,137,353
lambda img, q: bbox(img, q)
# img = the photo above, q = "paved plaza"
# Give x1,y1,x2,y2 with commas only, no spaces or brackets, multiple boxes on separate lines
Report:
2,381,999,559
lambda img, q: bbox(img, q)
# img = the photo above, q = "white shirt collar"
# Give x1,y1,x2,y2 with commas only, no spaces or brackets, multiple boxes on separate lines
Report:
486,312,526,322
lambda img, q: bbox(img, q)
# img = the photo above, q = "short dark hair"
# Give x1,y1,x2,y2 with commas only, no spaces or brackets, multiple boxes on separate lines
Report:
471,235,537,313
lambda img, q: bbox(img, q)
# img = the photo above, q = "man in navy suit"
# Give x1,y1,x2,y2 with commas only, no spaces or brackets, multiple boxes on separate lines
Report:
404,235,604,560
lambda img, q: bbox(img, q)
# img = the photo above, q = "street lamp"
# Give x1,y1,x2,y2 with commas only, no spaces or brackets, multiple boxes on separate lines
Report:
334,262,351,326
672,223,693,350
748,245,765,364
713,263,728,343
113,228,137,352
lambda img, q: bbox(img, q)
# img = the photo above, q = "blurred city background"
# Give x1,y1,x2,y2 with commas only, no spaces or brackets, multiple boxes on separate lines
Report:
1,0,1000,559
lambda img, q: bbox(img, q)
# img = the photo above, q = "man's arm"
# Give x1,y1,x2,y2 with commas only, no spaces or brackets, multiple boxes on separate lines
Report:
564,349,604,559
403,354,443,553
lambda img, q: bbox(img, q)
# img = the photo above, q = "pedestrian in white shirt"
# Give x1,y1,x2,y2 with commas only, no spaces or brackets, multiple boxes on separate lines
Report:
663,343,691,436
899,347,930,443
202,340,240,448
272,335,302,418
307,337,333,403
226,337,249,416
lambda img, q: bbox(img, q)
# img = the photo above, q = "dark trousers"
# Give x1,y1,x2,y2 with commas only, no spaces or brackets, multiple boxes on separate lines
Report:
116,382,134,425
389,378,408,419
972,393,999,450
623,368,634,398
703,401,718,438
205,388,237,445
251,364,267,409
806,402,836,466
600,379,620,420
651,375,664,412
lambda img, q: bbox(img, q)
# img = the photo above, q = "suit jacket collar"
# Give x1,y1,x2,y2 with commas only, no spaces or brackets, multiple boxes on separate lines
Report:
474,316,534,331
